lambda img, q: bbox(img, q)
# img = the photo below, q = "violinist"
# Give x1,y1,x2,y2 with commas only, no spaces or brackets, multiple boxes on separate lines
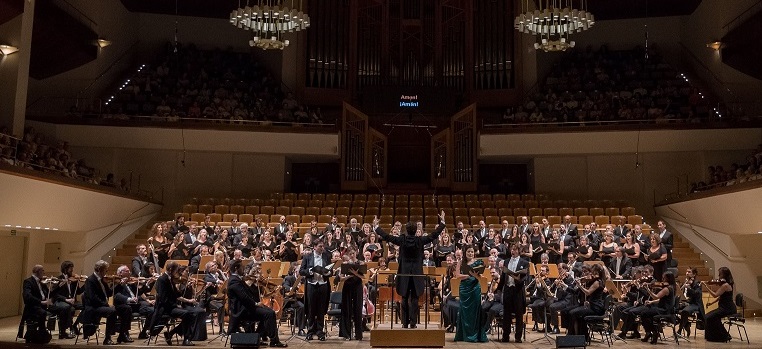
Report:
228,260,287,347
548,263,575,334
176,265,207,341
638,271,676,344
440,253,460,333
214,250,230,274
528,264,554,332
481,267,502,334
51,261,84,338
567,264,607,342
147,260,201,346
81,260,132,344
339,247,365,341
203,261,227,335
566,251,583,278
618,266,655,340
282,261,306,336
21,265,72,341
702,267,735,342
614,266,644,338
677,267,704,337
113,265,152,340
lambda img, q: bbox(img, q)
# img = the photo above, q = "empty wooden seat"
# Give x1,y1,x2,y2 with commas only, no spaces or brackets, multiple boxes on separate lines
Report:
589,207,604,216
306,207,321,216
182,204,198,214
222,214,237,223
605,207,620,216
260,206,275,215
543,208,558,217
621,207,636,217
578,215,594,226
627,215,643,225
301,214,316,223
524,200,539,209
291,207,305,216
239,214,254,224
198,205,213,214
528,208,543,217
279,199,293,207
297,193,312,200
595,215,610,227
548,215,562,225
324,193,337,201
336,207,350,216
558,208,573,217
320,207,335,216
276,206,290,216
245,205,260,214
574,208,589,216
190,212,206,223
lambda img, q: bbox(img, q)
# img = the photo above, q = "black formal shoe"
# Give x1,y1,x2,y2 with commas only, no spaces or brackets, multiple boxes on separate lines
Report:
410,325,417,329
627,332,641,339
551,328,560,334
500,338,510,343
641,333,651,342
305,334,313,341
219,330,227,336
319,335,326,341
532,324,539,331
164,332,174,346
182,339,194,346
363,325,371,332
402,324,409,329
297,329,305,336
103,337,115,345
355,337,363,341
138,332,148,340
71,326,81,336
118,334,134,343
650,333,658,344
270,341,288,347
59,332,76,339
515,338,523,343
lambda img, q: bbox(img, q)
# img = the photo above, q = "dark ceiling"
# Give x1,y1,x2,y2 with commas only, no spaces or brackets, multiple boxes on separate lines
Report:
119,0,702,21
0,0,24,27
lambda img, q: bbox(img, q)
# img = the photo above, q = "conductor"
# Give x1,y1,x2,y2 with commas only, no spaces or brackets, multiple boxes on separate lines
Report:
374,211,445,328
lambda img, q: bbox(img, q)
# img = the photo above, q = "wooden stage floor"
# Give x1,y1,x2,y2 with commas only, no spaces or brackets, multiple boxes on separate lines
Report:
0,315,759,348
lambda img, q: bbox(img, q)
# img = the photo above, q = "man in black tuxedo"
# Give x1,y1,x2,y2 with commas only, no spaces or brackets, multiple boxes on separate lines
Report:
608,247,632,280
562,215,578,238
633,224,650,264
227,260,287,347
81,260,132,344
422,250,436,267
374,211,445,328
132,244,149,277
21,265,74,341
559,225,575,263
473,220,487,241
323,216,339,235
518,216,531,236
656,220,673,266
113,265,152,339
147,261,201,346
453,221,468,245
499,220,511,240
273,215,289,242
613,223,630,244
170,216,186,238
299,240,332,340
498,243,530,343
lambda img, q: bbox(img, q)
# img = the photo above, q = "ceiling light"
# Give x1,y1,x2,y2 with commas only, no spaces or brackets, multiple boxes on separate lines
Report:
706,41,722,51
94,38,112,48
230,1,310,50
0,45,19,55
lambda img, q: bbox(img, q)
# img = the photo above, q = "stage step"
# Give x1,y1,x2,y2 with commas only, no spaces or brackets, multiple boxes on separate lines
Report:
370,328,445,347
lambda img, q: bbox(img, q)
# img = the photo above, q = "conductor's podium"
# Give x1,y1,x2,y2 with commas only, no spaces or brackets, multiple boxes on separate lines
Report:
370,328,446,348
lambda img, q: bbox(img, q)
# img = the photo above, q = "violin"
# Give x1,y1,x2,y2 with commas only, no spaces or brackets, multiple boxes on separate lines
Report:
702,279,726,286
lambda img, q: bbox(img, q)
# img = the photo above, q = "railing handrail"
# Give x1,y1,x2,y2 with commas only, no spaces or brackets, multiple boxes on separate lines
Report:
722,0,762,31
79,40,141,97
677,42,738,103
663,206,744,261
53,0,97,30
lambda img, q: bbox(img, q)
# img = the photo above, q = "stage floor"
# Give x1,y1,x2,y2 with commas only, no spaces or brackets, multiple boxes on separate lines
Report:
0,315,759,348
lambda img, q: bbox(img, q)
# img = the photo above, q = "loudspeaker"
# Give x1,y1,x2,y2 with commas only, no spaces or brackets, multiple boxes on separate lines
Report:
555,334,586,348
230,333,260,348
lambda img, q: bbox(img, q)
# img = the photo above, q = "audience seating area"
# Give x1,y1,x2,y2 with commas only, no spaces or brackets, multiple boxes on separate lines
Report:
97,43,325,125
0,126,130,190
692,144,762,192
175,192,649,234
495,45,714,126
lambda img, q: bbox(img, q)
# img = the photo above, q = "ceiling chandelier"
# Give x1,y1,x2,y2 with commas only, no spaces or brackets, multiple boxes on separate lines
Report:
230,0,310,50
514,0,595,52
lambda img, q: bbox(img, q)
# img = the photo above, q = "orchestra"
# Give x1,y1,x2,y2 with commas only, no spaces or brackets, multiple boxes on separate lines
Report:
16,215,742,347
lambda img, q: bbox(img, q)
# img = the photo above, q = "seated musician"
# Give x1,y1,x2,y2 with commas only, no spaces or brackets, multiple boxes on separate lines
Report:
567,264,607,342
481,267,502,334
528,264,554,332
203,261,227,336
614,266,644,337
548,263,575,334
609,247,632,280
227,259,287,347
20,265,72,341
617,265,655,340
51,261,84,338
81,260,132,344
176,265,207,341
113,265,154,340
677,266,704,336
282,262,306,336
189,245,211,274
147,260,202,346
440,253,460,333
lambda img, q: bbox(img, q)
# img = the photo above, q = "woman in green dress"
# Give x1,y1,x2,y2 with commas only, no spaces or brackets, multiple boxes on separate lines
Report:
454,245,488,342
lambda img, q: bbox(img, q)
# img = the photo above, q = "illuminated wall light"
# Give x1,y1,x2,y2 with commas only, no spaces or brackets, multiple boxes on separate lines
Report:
15,225,21,228
44,228,50,230
25,226,31,229
52,228,58,231
4,224,10,227
34,227,40,230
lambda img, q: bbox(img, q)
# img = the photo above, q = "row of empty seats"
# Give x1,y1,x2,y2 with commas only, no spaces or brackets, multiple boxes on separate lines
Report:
188,194,630,209
176,212,645,231
181,204,638,219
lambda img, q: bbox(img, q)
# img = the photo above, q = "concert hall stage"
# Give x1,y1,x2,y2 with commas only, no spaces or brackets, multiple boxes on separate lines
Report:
0,316,759,348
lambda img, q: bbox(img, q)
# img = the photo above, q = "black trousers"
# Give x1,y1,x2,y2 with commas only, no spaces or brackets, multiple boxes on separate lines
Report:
442,298,460,328
400,282,420,327
481,299,502,331
549,299,572,328
305,282,329,336
678,303,701,332
340,281,363,339
86,305,130,337
502,285,526,341
50,301,76,333
150,306,200,341
229,306,280,342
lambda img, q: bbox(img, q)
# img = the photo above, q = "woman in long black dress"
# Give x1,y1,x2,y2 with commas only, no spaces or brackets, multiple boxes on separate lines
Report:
646,234,668,280
529,223,545,265
568,264,607,341
338,247,365,340
703,267,736,342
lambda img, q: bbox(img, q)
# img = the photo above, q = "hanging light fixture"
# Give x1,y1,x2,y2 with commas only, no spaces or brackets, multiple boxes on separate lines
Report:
514,0,595,52
230,0,310,50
